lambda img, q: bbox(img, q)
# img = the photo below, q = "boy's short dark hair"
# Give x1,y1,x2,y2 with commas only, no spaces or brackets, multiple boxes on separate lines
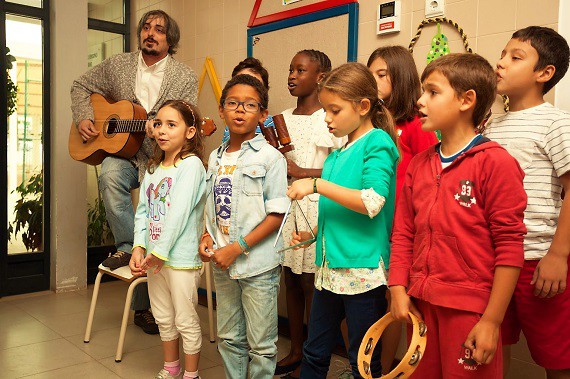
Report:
231,57,270,89
421,53,496,129
220,74,269,109
512,26,570,94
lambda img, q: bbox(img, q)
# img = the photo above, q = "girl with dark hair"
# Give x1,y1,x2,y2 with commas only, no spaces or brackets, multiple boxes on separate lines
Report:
367,46,438,198
276,49,345,378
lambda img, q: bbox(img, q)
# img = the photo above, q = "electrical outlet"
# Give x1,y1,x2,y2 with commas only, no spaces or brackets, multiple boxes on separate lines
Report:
425,0,445,18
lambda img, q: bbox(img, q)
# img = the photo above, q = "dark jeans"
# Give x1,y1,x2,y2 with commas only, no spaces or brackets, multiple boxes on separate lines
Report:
300,285,388,378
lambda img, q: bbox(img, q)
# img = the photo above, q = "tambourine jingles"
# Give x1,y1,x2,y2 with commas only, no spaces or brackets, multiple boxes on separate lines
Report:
358,312,427,379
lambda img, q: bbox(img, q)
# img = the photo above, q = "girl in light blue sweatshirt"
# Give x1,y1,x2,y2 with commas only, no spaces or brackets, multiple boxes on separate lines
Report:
130,100,206,379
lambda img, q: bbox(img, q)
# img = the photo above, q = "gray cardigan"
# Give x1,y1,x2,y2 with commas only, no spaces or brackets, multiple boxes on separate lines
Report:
70,51,198,178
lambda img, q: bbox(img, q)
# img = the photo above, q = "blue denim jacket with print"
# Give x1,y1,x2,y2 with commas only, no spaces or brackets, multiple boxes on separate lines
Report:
205,134,289,279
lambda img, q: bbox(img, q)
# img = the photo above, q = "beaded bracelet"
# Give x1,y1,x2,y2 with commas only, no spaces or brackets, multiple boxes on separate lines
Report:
237,235,250,255
313,177,318,194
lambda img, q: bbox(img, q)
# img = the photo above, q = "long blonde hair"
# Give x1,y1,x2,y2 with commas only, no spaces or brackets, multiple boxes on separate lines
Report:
147,100,204,173
319,62,398,145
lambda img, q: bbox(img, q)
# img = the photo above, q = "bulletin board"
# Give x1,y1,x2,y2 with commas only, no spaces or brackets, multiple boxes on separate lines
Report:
247,1,358,115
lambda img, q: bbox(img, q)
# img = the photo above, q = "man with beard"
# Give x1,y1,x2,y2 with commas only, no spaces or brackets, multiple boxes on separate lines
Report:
71,10,198,334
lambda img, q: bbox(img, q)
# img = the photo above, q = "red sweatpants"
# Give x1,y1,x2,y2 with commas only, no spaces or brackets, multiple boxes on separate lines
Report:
409,299,502,379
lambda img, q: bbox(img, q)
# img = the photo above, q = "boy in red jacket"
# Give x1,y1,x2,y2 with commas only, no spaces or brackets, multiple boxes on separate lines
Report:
389,53,527,378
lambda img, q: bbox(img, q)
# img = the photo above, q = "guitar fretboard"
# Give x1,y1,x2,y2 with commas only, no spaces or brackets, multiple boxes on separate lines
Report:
107,119,147,134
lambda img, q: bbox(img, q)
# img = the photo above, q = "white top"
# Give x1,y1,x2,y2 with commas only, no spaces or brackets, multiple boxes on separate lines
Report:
484,102,570,259
281,108,345,274
283,108,346,174
214,149,240,248
135,52,168,112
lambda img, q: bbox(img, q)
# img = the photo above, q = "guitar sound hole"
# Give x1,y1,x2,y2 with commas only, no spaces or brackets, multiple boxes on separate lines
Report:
106,118,118,135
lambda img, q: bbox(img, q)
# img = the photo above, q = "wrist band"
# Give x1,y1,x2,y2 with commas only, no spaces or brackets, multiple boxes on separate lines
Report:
313,177,318,194
237,235,250,255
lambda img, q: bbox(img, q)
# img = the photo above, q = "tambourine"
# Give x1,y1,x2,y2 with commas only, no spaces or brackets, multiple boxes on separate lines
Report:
201,117,217,136
358,312,427,379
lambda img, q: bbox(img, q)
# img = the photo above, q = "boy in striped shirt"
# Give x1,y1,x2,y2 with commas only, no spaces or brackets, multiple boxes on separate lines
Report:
485,26,570,378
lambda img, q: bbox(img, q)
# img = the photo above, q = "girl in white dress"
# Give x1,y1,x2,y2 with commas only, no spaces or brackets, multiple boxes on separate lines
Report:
276,49,345,378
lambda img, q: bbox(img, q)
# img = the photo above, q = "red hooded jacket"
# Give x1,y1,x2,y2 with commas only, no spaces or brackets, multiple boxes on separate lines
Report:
388,138,527,314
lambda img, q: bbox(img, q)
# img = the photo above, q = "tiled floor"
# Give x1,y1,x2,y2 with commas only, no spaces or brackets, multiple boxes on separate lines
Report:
0,281,350,379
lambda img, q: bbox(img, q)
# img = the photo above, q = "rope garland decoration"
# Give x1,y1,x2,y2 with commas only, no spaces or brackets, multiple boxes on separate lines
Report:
408,17,472,54
408,17,509,112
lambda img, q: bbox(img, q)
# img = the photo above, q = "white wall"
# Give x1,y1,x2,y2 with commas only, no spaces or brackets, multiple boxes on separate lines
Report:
50,0,88,292
555,0,570,111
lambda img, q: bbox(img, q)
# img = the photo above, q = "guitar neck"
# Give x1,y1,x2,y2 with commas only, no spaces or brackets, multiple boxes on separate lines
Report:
109,119,147,133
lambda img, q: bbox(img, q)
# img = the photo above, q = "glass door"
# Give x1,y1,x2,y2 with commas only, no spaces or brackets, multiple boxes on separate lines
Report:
1,0,50,296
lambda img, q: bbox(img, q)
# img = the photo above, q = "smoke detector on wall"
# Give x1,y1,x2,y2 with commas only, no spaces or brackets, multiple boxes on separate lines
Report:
425,0,445,18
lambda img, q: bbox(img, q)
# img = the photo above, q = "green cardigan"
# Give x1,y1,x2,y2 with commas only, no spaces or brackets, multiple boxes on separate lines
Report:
316,129,398,269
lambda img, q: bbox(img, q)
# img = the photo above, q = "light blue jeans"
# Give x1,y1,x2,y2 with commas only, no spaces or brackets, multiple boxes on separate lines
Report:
213,265,280,379
99,156,150,311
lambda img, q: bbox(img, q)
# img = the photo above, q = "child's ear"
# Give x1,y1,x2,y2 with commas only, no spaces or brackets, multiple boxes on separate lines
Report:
317,72,326,84
459,89,476,112
218,105,225,121
358,98,371,116
186,126,197,140
536,64,556,84
259,108,269,123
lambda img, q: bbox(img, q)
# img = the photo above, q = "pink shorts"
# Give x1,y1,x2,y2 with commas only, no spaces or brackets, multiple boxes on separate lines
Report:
409,299,502,379
501,258,570,370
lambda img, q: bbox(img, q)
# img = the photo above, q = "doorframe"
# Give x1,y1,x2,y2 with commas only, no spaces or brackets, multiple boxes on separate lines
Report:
0,0,50,297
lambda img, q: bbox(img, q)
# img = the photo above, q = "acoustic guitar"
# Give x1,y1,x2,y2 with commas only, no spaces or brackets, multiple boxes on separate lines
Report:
69,94,217,166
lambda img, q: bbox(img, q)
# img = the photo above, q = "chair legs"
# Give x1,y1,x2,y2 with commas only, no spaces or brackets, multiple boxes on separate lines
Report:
115,276,148,362
84,271,103,343
85,267,216,363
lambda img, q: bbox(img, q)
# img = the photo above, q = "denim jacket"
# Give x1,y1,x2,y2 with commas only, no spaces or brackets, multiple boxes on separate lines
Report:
205,134,289,279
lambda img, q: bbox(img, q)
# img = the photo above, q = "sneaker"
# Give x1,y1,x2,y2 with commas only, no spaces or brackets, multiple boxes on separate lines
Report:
102,251,130,270
155,369,182,379
134,309,159,334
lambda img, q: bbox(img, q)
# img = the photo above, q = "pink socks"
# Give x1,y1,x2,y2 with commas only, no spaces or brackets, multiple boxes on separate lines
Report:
163,360,180,376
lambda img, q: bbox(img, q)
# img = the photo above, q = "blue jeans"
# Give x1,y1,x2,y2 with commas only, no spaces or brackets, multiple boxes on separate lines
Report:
99,156,149,311
300,285,387,379
213,266,280,379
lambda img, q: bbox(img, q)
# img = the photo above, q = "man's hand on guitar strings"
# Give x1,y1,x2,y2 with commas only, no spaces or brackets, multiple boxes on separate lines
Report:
78,119,100,141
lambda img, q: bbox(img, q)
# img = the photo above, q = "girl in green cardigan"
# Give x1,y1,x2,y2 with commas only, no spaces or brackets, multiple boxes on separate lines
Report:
288,62,399,378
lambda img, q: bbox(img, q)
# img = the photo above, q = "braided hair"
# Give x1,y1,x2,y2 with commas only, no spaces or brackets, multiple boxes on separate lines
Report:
297,49,332,73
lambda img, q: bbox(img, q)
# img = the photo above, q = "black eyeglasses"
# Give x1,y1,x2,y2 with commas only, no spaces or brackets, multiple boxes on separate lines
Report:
222,99,264,113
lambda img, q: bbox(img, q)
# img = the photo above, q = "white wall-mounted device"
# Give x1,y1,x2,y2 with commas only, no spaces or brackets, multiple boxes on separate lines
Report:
377,1,401,35
425,0,445,18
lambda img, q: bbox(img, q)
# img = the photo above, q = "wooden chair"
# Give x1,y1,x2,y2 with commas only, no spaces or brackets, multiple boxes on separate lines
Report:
84,261,216,362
